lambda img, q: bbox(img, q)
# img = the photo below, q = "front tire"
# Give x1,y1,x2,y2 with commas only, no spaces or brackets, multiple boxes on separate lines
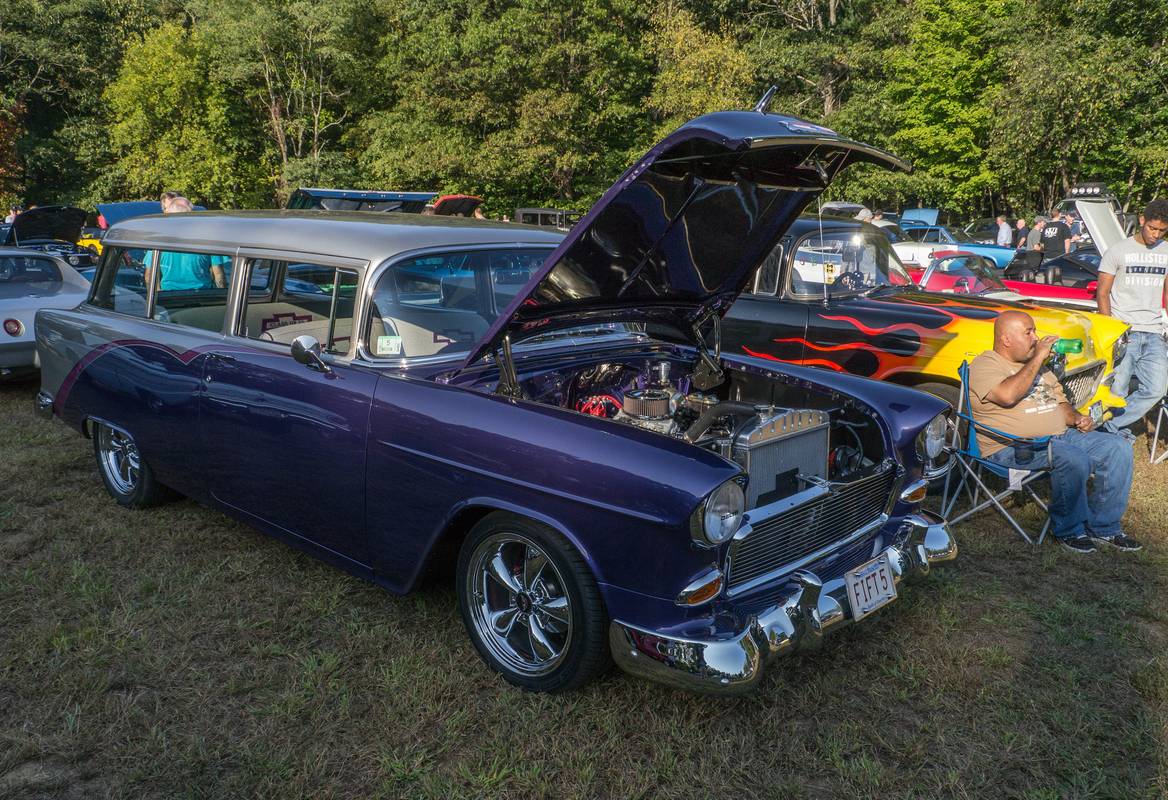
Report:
456,513,611,692
92,422,174,508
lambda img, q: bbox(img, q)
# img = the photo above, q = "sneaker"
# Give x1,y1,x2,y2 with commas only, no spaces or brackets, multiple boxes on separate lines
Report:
1090,533,1143,552
1058,535,1096,554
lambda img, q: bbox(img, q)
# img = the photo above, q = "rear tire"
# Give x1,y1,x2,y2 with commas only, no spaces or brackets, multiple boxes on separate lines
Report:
92,422,175,508
456,512,611,692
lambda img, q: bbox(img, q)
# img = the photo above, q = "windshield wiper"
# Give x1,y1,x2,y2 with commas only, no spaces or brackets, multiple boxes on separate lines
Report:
863,284,903,297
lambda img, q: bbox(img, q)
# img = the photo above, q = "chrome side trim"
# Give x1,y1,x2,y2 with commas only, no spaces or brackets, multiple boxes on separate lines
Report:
610,510,956,694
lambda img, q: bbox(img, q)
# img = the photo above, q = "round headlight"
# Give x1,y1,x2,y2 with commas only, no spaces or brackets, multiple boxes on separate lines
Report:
695,480,745,546
67,255,79,265
916,412,951,477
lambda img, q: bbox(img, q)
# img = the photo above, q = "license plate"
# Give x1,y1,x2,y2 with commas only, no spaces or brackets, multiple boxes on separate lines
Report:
845,555,897,622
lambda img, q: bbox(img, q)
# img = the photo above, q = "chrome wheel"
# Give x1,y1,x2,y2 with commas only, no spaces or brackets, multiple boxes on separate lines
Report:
96,425,141,495
465,532,573,677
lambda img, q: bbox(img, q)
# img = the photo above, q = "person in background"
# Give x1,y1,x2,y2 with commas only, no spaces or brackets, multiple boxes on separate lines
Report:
1025,215,1045,274
3,205,20,224
854,208,873,223
996,215,1012,247
1014,217,1030,249
1040,213,1072,261
1096,199,1168,430
145,196,228,290
969,310,1138,553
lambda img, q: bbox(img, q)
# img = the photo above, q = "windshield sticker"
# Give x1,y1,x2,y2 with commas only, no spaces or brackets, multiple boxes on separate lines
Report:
376,335,403,355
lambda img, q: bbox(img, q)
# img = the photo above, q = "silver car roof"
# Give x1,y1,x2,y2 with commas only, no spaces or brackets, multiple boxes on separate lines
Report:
102,210,565,265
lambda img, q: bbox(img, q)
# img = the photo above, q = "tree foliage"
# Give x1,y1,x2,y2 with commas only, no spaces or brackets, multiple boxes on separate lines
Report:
0,0,1163,216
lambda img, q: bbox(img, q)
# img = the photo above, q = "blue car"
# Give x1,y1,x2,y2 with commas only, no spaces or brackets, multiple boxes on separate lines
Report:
894,225,1020,268
34,110,956,694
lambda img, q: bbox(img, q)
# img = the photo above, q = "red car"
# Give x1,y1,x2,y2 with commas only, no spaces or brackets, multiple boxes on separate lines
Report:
916,250,1097,309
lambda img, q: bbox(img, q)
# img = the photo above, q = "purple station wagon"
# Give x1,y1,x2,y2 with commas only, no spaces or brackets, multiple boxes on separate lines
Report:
35,111,956,694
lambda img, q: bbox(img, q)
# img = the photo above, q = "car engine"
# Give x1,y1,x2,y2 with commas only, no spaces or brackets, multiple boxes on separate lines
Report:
563,359,849,509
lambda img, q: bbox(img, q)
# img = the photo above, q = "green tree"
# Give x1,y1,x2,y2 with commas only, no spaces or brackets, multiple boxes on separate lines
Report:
103,22,272,207
359,0,653,215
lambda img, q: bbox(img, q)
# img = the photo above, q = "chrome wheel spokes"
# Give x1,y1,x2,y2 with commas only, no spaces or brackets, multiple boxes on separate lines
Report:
98,425,140,494
467,533,573,676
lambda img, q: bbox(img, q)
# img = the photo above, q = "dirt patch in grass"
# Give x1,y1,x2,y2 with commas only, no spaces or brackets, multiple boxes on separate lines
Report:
1,381,1166,798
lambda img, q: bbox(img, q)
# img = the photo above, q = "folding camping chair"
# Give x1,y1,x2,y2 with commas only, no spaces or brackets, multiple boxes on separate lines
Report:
941,362,1053,544
1149,396,1168,465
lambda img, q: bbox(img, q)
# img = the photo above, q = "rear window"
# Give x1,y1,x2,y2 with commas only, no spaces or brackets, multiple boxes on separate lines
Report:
0,255,61,286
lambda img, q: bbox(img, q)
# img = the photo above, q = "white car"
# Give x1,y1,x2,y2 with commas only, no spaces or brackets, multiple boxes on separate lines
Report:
0,247,91,380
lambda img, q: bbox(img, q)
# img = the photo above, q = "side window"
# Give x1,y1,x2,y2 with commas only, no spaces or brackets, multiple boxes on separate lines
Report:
89,247,149,317
752,245,783,295
0,255,60,285
367,248,550,360
148,249,234,333
239,258,358,355
922,229,941,244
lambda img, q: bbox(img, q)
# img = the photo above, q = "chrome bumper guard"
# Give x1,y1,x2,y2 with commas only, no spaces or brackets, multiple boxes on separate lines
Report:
610,511,957,694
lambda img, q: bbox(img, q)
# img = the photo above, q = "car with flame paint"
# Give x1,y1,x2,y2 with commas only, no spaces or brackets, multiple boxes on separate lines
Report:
35,110,958,695
722,217,1129,415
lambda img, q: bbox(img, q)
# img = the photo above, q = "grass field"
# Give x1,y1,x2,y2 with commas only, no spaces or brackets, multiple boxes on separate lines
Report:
2,379,1166,799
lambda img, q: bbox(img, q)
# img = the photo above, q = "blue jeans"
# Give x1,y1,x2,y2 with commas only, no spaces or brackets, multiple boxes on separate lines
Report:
1110,330,1168,428
988,429,1133,539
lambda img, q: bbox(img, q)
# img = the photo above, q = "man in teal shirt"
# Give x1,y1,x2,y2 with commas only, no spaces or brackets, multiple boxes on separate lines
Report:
147,196,229,290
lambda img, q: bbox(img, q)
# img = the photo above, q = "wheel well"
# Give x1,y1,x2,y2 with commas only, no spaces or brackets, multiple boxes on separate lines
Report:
417,506,502,587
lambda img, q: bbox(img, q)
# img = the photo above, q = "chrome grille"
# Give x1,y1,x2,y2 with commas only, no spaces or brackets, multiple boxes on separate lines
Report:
726,468,896,592
1061,361,1104,408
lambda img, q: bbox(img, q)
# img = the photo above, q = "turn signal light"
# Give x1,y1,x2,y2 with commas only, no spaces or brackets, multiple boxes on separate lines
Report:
675,568,724,606
3,319,22,337
899,479,929,504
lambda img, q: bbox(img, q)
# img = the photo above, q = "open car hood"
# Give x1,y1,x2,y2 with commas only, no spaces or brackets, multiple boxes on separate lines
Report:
6,206,86,245
463,110,910,367
1076,199,1125,256
901,207,939,225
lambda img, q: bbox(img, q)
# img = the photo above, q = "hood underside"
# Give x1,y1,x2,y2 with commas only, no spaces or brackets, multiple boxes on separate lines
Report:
6,206,86,246
463,111,910,367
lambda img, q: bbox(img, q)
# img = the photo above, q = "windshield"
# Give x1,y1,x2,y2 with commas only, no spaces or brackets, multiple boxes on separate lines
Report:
789,229,912,297
921,255,1007,296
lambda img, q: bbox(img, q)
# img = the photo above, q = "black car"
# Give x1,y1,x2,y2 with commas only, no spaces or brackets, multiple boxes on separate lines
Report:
1002,246,1101,288
3,206,97,269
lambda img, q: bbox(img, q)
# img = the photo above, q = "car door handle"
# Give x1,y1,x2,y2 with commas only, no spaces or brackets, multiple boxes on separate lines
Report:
206,353,237,363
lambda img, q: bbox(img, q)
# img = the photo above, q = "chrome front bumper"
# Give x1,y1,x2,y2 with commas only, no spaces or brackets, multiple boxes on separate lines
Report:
609,511,957,694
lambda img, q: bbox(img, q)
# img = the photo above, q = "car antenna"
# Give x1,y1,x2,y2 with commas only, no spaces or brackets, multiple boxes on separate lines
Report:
753,86,778,114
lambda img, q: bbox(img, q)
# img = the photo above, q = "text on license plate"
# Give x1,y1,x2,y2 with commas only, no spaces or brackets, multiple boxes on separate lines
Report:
845,555,897,622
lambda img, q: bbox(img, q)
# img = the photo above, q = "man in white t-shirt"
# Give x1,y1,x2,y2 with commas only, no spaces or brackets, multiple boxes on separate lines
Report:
1097,199,1168,429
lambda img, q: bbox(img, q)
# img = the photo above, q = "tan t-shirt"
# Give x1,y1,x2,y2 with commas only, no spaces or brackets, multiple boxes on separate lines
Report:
967,350,1069,457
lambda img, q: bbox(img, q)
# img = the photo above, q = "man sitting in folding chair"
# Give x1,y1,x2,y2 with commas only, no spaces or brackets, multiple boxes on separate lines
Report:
966,310,1139,553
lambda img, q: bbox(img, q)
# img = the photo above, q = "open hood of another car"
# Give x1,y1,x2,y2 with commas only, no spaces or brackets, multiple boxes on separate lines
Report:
901,207,939,226
1076,199,1125,256
463,110,910,367
6,206,86,245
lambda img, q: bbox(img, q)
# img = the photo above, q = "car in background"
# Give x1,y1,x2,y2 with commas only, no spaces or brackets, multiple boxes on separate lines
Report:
514,207,582,228
4,206,97,270
918,251,1098,309
893,224,1019,268
287,188,437,213
0,248,93,380
962,217,1004,245
722,216,1129,416
36,110,959,695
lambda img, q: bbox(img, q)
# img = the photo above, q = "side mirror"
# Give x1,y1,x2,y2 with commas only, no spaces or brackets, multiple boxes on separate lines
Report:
291,335,331,373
